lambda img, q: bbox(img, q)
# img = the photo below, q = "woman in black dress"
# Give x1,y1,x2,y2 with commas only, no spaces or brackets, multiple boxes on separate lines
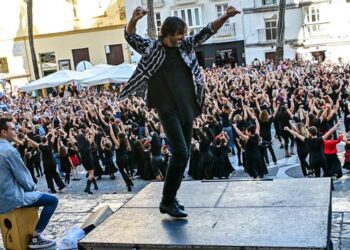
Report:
74,128,98,194
189,140,201,180
150,132,164,181
133,140,146,178
25,131,65,193
109,123,134,192
233,116,261,179
212,134,233,179
91,141,104,179
194,124,214,179
100,137,118,179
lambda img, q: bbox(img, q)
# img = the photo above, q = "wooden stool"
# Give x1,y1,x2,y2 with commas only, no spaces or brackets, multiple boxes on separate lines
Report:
0,207,38,250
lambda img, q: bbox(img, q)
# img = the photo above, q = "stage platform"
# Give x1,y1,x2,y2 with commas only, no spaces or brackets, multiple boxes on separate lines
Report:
79,178,332,250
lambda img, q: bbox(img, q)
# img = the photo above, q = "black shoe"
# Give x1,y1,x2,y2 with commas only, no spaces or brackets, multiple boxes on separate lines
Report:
174,198,185,211
127,185,132,192
84,189,93,194
159,201,187,218
28,235,55,249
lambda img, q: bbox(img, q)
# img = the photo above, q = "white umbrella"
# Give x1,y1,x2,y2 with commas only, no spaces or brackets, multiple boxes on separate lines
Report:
81,63,136,87
20,70,91,92
82,64,114,75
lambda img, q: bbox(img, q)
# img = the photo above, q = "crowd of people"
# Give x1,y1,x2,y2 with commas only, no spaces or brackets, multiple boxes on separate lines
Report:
0,59,350,195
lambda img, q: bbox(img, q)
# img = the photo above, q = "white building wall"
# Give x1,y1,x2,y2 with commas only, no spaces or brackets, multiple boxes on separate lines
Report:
242,0,303,63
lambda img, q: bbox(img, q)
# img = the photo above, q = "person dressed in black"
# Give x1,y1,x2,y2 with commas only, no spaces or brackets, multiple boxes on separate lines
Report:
74,128,98,194
121,5,240,218
288,122,310,176
25,131,65,193
91,141,104,179
150,131,165,181
258,109,278,165
276,104,295,157
100,137,118,179
233,117,261,179
109,123,134,192
285,121,341,178
57,137,72,186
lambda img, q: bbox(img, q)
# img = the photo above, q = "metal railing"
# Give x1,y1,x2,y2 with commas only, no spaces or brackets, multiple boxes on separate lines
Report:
141,0,165,8
303,22,330,39
174,0,198,5
188,23,236,39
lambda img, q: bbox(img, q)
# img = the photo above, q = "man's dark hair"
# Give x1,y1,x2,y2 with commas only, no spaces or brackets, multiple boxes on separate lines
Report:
160,16,187,38
0,117,11,133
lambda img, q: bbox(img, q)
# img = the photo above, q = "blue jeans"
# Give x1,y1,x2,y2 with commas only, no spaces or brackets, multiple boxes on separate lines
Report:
138,126,145,138
223,126,235,150
53,153,63,177
26,194,58,233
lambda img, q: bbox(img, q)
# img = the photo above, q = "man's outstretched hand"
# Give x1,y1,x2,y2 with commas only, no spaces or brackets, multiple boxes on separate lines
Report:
225,6,241,18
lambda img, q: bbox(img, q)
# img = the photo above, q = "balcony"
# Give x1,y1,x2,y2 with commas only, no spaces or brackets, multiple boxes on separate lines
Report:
174,0,198,5
141,0,165,8
303,22,330,39
299,0,329,7
258,28,277,43
189,23,236,39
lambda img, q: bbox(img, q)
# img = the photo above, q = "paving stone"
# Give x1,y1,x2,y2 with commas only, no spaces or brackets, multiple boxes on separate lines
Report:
342,213,350,224
341,224,350,238
340,238,350,249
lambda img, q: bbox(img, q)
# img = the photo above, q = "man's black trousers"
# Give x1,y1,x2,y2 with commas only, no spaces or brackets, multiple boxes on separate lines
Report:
158,111,193,205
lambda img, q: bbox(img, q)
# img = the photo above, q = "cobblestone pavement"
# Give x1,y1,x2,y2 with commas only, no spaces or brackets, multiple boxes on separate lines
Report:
1,140,350,249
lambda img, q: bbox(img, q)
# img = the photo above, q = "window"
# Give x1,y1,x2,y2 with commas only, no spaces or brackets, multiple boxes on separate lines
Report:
262,0,277,5
305,6,320,23
172,7,202,28
39,52,57,76
265,20,277,40
155,12,162,34
0,58,9,73
216,4,229,25
305,5,321,32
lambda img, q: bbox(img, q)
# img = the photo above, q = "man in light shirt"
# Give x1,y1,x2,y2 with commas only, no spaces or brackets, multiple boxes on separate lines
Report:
0,117,58,249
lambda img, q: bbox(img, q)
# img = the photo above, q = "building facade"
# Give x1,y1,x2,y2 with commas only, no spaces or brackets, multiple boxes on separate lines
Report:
242,0,350,64
125,0,246,67
0,0,128,92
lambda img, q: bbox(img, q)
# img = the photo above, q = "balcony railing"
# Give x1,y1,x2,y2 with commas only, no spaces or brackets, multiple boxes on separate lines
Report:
303,22,330,39
189,23,236,39
258,28,277,43
141,0,165,8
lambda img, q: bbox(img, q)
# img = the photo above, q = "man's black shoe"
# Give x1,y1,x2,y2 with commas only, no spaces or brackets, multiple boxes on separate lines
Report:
174,198,185,211
159,201,187,218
